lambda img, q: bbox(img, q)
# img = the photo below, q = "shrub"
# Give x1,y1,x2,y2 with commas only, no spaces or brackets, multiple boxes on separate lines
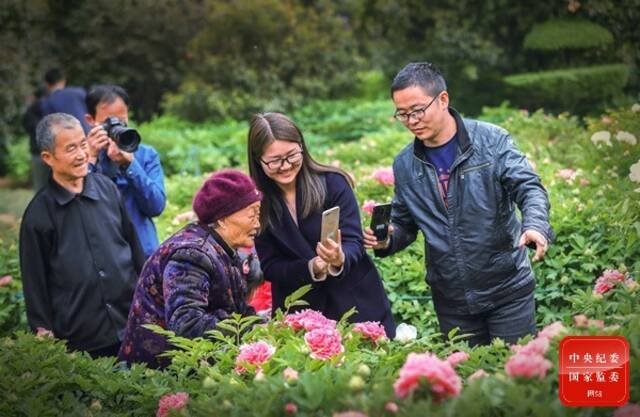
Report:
504,64,630,114
523,19,614,51
163,0,362,123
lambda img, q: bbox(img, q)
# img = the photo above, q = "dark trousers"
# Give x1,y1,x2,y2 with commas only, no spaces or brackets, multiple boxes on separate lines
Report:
436,291,536,347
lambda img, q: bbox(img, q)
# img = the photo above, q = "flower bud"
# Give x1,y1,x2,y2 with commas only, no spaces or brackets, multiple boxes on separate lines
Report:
356,364,371,378
202,376,216,389
348,375,365,391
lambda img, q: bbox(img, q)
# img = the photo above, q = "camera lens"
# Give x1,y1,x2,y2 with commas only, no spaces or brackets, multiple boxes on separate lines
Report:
110,125,141,153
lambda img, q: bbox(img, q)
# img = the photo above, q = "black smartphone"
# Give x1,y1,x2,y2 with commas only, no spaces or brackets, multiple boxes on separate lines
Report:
370,203,392,241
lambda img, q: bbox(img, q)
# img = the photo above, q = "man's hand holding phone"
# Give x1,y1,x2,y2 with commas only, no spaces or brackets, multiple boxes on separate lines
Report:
364,203,393,250
364,224,394,250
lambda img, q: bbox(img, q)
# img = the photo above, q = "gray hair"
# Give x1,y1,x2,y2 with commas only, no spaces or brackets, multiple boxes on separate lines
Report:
35,113,82,153
390,62,448,97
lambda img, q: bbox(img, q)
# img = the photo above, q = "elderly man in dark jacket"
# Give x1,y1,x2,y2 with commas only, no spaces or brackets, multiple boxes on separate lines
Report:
118,169,262,368
364,62,554,346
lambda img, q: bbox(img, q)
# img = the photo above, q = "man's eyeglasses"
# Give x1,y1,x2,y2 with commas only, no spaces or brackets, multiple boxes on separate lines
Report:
260,150,304,171
394,92,442,124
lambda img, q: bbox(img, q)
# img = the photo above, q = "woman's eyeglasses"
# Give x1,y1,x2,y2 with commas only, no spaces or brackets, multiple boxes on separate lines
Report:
260,150,304,171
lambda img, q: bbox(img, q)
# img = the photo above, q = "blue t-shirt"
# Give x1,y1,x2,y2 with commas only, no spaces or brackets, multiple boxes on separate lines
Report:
424,134,458,207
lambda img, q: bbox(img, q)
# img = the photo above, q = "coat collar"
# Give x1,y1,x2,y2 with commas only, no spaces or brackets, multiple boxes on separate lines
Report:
412,107,471,161
50,173,100,206
208,227,238,259
268,182,318,260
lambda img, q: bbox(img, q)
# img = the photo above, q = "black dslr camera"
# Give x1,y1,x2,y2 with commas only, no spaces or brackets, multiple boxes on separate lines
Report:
102,117,141,153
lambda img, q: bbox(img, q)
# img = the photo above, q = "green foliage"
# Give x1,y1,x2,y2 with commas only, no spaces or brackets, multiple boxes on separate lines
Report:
0,333,178,417
523,19,614,51
0,232,25,336
581,0,640,91
1,297,638,416
137,116,247,176
5,138,30,185
504,64,630,114
164,0,363,122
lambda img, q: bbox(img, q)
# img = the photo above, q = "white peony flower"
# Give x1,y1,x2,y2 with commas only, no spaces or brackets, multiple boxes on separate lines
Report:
590,131,612,146
631,103,640,113
394,323,417,343
616,131,637,145
629,160,640,183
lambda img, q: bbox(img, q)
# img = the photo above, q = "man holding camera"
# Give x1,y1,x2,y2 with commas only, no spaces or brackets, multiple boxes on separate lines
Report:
20,113,145,357
364,62,554,346
85,85,166,259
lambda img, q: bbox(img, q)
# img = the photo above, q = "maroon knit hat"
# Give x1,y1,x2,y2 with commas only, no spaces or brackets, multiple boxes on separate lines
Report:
193,169,263,224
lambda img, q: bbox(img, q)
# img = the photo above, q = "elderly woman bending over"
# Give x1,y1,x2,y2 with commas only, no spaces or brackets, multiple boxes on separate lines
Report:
118,169,262,368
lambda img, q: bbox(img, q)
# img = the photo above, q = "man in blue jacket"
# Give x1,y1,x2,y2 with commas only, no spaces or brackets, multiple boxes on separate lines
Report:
364,62,554,346
40,68,91,134
85,84,166,259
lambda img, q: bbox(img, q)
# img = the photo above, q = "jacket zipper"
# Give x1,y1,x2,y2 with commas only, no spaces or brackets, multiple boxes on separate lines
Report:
413,155,447,212
460,161,491,178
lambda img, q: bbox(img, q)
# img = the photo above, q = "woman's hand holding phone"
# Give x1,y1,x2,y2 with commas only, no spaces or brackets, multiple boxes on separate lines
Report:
311,256,329,276
317,229,344,268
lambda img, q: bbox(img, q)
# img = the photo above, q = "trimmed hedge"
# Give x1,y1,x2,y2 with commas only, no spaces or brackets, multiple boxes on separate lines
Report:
503,64,630,114
523,19,614,51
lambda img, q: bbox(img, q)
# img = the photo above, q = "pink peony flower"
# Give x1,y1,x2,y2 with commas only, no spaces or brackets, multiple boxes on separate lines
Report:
468,369,488,382
0,275,12,287
353,321,387,344
505,353,552,380
372,167,394,186
446,351,470,368
557,168,577,181
593,269,627,295
332,412,369,417
285,402,298,414
537,321,567,340
573,314,588,327
35,327,54,338
594,280,613,295
283,367,299,383
588,319,605,329
573,314,605,329
393,352,462,401
384,401,399,413
362,200,376,216
613,403,640,417
156,392,189,417
284,309,337,332
235,341,276,374
304,328,344,361
511,337,549,356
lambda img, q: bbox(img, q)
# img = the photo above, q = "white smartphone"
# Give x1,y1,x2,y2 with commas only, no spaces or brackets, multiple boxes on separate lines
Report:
320,206,340,243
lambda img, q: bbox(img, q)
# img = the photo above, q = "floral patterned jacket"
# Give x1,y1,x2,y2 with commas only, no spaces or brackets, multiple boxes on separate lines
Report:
118,222,256,368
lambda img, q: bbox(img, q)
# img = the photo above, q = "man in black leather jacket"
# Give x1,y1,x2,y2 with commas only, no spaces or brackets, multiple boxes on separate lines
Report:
364,62,554,346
